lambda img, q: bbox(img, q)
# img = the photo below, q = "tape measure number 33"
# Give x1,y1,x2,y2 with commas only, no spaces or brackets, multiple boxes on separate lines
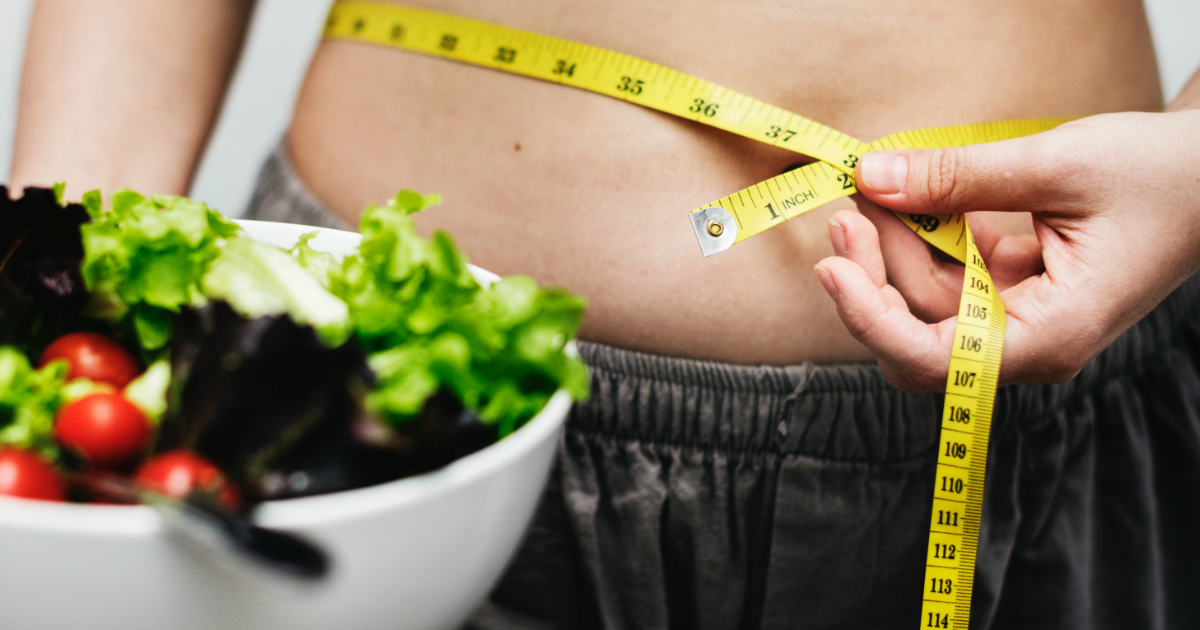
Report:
324,3,1065,628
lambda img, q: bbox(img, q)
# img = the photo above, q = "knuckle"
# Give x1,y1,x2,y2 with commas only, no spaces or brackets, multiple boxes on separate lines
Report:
916,338,952,387
850,310,893,352
1040,353,1086,384
1030,324,1099,384
879,367,907,390
882,359,943,392
920,148,964,213
880,365,922,392
916,364,947,390
882,333,948,392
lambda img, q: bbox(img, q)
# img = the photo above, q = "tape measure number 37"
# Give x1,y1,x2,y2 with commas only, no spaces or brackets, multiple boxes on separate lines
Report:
324,3,1065,628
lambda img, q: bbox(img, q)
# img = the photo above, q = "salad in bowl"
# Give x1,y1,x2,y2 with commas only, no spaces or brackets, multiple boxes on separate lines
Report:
0,186,587,629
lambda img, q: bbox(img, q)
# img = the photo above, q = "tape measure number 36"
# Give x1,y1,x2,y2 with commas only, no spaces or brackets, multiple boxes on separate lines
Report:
324,3,1064,628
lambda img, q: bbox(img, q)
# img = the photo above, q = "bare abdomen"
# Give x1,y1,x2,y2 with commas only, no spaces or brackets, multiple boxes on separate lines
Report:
288,0,1162,364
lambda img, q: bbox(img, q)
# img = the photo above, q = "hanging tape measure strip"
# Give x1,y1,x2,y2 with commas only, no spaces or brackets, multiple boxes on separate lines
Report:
324,3,1053,627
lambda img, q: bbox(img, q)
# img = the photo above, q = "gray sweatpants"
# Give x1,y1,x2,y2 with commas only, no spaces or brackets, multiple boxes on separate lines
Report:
247,142,1200,630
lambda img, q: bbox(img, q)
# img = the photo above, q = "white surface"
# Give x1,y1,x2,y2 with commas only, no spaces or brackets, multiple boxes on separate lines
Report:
188,0,332,216
0,221,569,630
0,0,1198,211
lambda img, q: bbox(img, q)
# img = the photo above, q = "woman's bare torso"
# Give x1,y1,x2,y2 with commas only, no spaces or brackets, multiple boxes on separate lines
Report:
288,0,1161,364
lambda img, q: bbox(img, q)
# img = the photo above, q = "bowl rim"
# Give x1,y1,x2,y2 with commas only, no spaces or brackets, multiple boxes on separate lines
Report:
0,220,572,533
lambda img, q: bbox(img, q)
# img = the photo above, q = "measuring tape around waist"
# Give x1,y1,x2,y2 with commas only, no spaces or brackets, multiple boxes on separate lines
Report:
324,3,1060,627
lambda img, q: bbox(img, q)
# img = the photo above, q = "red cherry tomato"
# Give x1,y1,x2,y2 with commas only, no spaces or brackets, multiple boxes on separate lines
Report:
0,448,66,501
55,393,150,469
40,333,140,388
135,451,239,510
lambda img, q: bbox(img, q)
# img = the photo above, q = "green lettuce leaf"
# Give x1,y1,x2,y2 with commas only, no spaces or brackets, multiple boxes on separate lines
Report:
335,191,478,350
79,190,242,349
201,237,351,345
123,359,171,425
336,190,588,435
0,347,68,459
290,232,342,290
72,185,587,439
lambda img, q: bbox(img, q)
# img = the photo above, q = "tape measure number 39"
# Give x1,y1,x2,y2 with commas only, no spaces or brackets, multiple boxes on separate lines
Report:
324,3,1061,627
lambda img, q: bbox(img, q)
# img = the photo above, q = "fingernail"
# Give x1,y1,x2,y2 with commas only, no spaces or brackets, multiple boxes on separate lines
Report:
828,218,848,256
815,264,839,300
860,152,907,195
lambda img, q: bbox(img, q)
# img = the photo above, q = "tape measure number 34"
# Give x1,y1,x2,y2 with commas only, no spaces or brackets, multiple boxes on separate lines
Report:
324,3,1065,628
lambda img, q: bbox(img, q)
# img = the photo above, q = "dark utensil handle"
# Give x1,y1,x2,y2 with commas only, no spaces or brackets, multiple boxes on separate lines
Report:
68,470,330,581
198,501,330,579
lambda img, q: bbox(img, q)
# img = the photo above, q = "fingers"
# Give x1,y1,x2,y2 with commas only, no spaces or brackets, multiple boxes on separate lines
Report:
842,197,1047,322
818,210,1072,390
815,242,1089,390
994,277,1100,386
961,216,1045,290
854,130,1082,215
824,210,1090,387
827,210,886,287
848,201,968,321
829,111,1200,391
816,244,1087,390
815,254,958,392
816,253,1095,390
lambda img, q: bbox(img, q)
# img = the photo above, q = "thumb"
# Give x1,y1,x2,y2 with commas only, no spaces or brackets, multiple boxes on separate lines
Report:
854,134,1074,215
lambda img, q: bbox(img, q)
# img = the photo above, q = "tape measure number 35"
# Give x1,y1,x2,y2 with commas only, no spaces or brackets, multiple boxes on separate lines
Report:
324,3,1065,628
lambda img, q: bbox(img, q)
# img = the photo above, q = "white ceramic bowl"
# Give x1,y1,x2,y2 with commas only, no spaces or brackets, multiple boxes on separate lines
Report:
0,221,570,630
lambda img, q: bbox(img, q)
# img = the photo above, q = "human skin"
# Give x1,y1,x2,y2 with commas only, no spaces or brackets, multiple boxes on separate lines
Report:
10,0,253,200
814,74,1200,389
11,0,1166,365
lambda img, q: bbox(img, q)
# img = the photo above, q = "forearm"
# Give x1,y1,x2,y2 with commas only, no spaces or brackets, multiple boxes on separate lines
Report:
9,0,254,201
1166,66,1200,112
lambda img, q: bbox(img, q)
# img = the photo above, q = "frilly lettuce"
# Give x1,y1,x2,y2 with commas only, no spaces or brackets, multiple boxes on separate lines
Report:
123,359,171,424
290,233,342,290
335,190,478,348
0,347,68,458
202,237,351,346
336,191,588,435
79,189,241,349
79,189,351,349
74,186,587,436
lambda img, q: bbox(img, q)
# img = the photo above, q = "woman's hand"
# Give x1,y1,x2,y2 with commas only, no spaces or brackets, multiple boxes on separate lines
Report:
814,108,1200,391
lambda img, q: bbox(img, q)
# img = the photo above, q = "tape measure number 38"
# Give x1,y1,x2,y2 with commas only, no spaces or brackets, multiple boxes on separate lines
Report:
324,3,1064,627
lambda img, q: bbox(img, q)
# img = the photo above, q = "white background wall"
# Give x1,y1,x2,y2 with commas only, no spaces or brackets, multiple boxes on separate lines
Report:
1,0,1198,217
0,0,331,215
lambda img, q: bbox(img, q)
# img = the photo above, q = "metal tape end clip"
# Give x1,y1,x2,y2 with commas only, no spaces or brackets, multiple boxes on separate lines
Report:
690,207,737,257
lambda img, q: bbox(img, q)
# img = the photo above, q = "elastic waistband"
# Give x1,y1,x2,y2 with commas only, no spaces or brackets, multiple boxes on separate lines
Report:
570,272,1200,461
572,340,943,462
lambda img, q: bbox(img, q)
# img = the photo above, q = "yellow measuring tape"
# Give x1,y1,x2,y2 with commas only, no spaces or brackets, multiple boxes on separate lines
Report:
324,3,1062,627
